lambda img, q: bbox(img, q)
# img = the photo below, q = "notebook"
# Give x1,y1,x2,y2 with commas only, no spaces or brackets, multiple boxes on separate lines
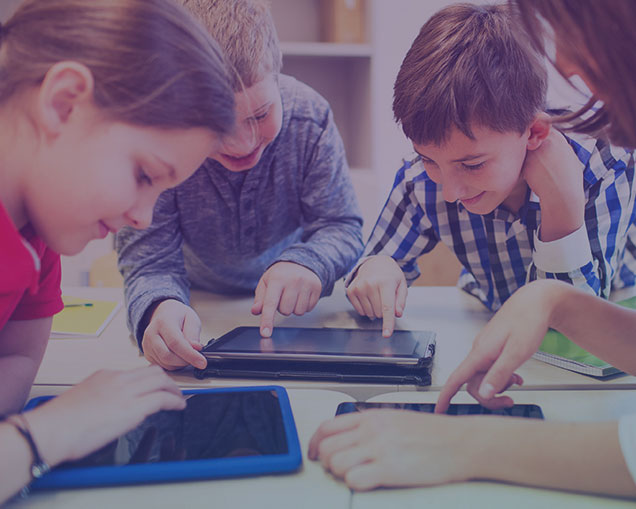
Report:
51,296,122,338
532,296,636,377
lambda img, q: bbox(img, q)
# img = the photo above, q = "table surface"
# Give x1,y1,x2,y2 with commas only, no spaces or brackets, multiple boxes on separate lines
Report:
13,387,636,509
34,285,636,399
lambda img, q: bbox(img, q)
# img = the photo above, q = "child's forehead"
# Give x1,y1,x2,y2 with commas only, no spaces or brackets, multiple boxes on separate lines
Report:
413,125,523,158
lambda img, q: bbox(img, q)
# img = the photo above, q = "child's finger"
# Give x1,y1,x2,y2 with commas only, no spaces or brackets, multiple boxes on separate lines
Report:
181,312,201,348
160,330,207,370
259,282,284,337
278,285,298,316
294,287,311,315
251,279,266,315
395,278,408,316
379,284,397,337
477,344,530,401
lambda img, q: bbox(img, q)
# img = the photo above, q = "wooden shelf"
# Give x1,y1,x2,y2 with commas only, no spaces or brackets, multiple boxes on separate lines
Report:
280,41,372,58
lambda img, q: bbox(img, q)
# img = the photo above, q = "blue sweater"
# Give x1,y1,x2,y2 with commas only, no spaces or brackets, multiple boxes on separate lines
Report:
116,74,364,343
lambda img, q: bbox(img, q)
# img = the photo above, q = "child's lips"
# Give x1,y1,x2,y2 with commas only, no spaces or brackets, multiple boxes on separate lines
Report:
460,191,486,206
223,145,261,165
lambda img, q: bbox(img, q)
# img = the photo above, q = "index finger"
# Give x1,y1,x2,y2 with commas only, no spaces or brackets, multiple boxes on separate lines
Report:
378,283,398,337
435,351,486,413
259,281,284,337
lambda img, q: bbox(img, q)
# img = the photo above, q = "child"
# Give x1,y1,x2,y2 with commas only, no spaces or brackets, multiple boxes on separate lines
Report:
346,3,636,337
309,1,636,498
0,0,235,501
116,0,364,371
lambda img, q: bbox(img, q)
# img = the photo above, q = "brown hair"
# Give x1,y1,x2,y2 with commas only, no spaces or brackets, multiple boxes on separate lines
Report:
511,0,636,148
0,0,235,133
393,3,547,145
177,0,282,91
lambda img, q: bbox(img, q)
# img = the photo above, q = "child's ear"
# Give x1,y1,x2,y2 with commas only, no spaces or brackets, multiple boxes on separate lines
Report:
36,61,95,137
526,112,551,151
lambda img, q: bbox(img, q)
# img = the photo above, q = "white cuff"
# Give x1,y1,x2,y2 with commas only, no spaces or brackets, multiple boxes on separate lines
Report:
619,414,636,485
533,224,592,273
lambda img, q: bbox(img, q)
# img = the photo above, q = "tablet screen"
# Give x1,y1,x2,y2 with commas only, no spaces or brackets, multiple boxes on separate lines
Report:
36,390,289,469
205,327,435,360
336,401,544,419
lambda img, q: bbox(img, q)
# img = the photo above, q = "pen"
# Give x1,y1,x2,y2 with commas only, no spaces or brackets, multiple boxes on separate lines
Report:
64,303,93,308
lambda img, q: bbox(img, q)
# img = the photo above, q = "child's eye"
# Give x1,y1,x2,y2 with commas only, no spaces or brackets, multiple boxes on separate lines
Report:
254,111,269,122
462,162,485,171
136,166,153,186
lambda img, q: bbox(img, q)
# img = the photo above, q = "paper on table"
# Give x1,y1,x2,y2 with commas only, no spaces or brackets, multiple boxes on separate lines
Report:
51,296,122,338
532,296,636,377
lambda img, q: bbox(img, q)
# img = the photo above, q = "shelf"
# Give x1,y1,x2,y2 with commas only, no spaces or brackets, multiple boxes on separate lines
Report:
280,41,372,58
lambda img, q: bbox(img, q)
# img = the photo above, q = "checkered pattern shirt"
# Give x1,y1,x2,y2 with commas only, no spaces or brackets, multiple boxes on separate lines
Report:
362,132,636,310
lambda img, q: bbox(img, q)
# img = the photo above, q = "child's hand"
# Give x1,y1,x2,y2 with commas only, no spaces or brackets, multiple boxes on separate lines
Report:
308,409,474,490
142,299,206,370
523,126,585,242
26,366,186,467
251,262,322,337
435,280,564,412
346,255,408,337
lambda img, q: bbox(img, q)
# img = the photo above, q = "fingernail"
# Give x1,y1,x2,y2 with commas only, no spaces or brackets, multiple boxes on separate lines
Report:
479,383,495,399
262,328,271,337
383,329,390,337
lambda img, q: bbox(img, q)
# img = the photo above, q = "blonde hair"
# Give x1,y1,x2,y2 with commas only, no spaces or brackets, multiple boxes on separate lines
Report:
393,3,547,145
0,0,235,133
511,0,636,148
178,0,282,91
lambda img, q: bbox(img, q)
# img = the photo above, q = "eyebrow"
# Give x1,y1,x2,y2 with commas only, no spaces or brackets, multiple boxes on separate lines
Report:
154,157,177,183
414,148,486,163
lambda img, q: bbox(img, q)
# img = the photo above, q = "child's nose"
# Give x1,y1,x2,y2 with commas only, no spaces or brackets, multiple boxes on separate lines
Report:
221,124,258,155
125,198,154,230
441,171,466,203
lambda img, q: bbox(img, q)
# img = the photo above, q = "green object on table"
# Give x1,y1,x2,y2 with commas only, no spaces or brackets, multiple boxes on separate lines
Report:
534,296,636,377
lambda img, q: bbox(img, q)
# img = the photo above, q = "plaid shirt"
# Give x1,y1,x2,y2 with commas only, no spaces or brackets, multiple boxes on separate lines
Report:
363,131,636,310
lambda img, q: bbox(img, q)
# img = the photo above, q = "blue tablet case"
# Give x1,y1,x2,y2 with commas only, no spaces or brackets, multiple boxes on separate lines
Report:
23,385,302,491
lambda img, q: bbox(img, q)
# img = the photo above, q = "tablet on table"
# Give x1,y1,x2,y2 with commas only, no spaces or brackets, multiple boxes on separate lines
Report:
196,327,436,385
24,386,302,491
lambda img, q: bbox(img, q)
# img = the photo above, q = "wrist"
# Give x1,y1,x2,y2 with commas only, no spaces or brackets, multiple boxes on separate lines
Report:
538,198,584,242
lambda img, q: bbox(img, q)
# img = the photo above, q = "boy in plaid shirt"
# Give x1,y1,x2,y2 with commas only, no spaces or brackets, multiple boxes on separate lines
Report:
347,3,636,336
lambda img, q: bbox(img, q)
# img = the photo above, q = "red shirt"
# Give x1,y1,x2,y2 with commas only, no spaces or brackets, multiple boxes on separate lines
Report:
0,202,63,330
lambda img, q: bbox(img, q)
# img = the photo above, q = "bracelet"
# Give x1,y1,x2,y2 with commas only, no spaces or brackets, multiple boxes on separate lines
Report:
6,413,50,480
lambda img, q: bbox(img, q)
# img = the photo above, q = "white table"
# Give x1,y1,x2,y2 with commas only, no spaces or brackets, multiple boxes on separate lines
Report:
35,285,636,396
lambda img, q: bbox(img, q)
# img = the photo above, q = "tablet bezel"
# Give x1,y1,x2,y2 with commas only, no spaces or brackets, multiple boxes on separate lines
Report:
23,386,302,491
335,401,545,419
201,326,436,366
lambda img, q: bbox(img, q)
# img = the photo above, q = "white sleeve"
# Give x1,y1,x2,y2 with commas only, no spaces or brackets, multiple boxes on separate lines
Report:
618,414,636,484
533,224,593,273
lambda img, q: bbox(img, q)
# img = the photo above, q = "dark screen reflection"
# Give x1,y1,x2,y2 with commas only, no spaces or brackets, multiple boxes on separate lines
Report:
214,328,427,357
53,390,288,469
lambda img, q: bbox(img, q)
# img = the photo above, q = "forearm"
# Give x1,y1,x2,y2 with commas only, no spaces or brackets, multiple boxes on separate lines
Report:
0,355,41,414
549,285,636,375
278,221,363,296
469,417,636,498
0,422,38,503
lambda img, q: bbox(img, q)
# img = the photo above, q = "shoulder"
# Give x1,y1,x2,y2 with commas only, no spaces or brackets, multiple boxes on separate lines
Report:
279,74,332,129
563,130,634,185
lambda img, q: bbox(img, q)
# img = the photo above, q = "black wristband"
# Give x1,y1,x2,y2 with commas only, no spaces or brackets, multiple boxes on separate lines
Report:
7,413,50,480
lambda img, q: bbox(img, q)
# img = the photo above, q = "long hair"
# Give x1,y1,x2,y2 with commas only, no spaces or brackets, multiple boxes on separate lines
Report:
0,0,235,133
511,0,636,147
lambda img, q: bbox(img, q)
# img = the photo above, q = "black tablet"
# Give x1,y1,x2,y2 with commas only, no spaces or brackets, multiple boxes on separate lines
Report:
23,386,302,491
336,401,544,419
201,327,436,367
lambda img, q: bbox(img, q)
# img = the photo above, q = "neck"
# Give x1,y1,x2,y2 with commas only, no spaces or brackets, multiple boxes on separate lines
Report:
501,179,528,215
0,96,36,230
